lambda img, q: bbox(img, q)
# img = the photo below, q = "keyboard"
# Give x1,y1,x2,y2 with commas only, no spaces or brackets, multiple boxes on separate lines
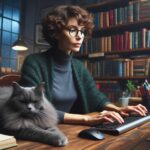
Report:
95,113,150,135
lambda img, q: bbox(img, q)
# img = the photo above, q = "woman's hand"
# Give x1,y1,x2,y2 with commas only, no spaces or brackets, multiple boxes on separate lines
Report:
64,111,124,126
83,104,148,126
82,110,124,126
64,104,148,126
119,104,148,117
105,103,148,117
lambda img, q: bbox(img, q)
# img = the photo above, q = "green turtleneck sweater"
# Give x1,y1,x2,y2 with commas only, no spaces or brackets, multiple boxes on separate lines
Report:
19,48,110,115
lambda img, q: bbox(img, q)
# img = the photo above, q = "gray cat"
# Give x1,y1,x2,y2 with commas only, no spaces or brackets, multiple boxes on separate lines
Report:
0,82,68,146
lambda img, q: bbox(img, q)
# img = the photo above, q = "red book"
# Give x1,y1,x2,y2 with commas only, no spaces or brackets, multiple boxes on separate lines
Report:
113,35,117,51
116,34,120,51
119,34,124,51
96,82,101,90
109,10,114,26
124,31,129,50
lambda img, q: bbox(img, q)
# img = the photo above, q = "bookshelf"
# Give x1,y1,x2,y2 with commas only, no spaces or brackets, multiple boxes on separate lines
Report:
75,0,150,102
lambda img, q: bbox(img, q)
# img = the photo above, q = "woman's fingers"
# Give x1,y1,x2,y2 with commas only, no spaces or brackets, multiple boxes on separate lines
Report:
121,104,148,116
137,104,147,114
108,111,124,124
138,104,148,112
86,104,148,126
100,111,124,124
128,104,147,116
120,111,129,117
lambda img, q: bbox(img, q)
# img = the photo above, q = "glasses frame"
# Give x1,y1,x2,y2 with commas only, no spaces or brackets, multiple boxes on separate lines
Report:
65,26,88,38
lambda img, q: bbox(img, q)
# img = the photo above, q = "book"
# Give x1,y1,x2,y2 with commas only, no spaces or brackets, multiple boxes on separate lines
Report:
0,134,17,150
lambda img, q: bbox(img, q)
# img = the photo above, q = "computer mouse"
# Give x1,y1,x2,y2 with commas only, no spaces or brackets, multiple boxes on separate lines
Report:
78,128,105,140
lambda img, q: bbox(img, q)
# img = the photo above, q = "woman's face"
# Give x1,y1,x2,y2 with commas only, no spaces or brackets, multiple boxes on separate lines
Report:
57,18,86,53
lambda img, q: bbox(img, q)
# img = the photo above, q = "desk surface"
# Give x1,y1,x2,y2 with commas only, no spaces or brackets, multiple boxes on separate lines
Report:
9,121,150,150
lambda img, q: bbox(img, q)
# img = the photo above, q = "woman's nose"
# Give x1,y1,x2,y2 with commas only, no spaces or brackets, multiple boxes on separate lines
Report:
76,30,84,38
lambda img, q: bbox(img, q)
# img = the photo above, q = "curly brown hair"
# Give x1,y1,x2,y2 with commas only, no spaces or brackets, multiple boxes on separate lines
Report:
42,5,94,46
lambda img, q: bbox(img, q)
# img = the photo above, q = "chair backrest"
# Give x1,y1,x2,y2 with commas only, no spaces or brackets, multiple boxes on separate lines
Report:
0,74,21,86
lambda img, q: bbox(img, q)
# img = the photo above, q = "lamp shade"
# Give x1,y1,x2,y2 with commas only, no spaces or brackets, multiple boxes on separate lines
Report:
12,38,28,51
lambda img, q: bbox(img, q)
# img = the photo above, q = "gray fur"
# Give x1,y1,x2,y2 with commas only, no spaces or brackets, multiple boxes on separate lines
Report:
0,82,68,146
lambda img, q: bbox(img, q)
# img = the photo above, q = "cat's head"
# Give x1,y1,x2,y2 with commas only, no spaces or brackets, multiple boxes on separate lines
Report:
9,82,46,116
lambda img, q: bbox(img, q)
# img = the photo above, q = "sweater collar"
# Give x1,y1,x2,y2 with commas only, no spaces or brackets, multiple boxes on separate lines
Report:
50,47,72,66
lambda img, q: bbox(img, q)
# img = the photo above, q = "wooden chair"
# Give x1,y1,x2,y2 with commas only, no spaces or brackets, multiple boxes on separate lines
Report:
0,74,21,86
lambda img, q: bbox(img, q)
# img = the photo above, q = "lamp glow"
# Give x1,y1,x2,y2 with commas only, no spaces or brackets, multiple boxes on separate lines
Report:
12,38,28,51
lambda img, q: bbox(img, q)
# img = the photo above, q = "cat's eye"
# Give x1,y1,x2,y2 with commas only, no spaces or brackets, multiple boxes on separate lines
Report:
20,100,27,104
19,97,27,104
33,101,38,104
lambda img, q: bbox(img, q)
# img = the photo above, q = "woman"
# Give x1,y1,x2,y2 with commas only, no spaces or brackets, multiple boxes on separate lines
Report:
20,5,147,125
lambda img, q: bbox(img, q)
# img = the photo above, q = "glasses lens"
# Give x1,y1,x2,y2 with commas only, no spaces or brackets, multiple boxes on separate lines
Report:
81,29,88,37
69,28,77,37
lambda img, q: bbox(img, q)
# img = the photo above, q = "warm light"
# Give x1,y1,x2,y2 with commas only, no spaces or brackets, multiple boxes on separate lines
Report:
12,38,28,51
12,45,28,51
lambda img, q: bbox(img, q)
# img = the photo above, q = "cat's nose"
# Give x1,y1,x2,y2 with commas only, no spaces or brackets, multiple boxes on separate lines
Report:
27,106,32,111
27,104,33,111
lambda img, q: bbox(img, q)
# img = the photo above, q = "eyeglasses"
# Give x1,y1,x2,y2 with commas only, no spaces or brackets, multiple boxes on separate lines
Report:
66,26,88,38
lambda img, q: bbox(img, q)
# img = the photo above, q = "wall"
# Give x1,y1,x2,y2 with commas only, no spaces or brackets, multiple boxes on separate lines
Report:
23,0,73,54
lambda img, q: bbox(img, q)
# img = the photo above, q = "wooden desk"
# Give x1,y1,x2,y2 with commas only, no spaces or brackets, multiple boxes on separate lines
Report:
10,121,150,150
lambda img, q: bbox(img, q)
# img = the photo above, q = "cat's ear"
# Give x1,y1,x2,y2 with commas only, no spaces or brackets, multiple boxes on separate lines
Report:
12,82,22,95
35,82,45,95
